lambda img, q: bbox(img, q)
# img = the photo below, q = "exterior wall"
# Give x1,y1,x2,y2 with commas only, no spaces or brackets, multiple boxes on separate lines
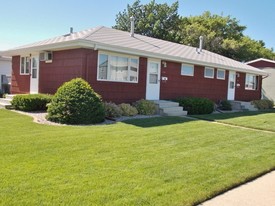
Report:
11,56,30,94
39,48,89,94
0,57,11,92
248,60,275,68
160,61,228,102
235,72,262,101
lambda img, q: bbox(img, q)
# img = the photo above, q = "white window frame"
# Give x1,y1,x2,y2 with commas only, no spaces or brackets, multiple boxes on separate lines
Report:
217,69,225,80
181,64,194,76
245,74,258,90
20,56,30,75
97,51,139,83
204,67,214,79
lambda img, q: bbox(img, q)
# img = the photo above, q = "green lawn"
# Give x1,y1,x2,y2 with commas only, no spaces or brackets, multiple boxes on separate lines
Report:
1,109,275,206
192,110,275,132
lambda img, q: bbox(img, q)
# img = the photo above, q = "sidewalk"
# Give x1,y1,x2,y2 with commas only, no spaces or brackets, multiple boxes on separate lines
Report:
200,171,275,206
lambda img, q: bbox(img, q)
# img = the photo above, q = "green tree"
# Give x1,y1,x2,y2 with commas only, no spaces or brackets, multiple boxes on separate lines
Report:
113,0,181,43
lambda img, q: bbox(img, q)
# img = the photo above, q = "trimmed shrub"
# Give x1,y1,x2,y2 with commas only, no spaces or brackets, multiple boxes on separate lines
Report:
252,99,274,110
47,78,105,124
11,94,52,111
104,102,122,118
175,97,214,115
134,99,156,115
119,103,138,116
219,100,232,111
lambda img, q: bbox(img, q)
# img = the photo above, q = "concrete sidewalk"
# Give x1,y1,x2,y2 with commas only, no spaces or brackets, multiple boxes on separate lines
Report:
200,171,275,206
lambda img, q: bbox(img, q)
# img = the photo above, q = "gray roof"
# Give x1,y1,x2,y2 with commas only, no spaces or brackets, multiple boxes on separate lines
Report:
2,26,267,75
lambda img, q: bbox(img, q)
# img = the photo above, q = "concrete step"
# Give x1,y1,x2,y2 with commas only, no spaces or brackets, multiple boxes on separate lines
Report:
0,97,12,109
229,101,258,111
153,100,187,116
5,94,16,100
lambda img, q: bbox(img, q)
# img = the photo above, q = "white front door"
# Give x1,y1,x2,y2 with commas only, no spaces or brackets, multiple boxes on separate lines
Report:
146,60,161,100
227,71,236,100
30,56,39,94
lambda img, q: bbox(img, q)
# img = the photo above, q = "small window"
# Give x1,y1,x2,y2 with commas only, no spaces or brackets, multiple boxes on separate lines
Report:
204,67,214,78
217,69,225,80
245,74,258,90
20,56,30,75
181,64,194,76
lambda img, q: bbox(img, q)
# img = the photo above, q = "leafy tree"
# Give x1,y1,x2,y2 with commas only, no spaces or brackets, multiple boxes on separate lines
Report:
113,0,181,43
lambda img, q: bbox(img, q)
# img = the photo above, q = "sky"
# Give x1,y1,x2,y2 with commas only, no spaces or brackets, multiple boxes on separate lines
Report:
0,0,275,51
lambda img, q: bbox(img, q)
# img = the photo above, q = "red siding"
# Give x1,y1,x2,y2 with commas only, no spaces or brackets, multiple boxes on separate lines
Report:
160,61,228,102
11,56,30,94
39,49,88,94
87,53,147,103
235,72,262,101
248,60,275,68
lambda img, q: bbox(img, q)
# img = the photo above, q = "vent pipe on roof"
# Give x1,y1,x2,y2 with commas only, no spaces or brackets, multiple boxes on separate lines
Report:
199,36,203,52
130,16,135,37
70,27,73,34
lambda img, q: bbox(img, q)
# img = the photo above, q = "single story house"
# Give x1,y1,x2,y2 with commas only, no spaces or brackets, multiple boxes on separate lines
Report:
1,26,267,103
0,56,12,93
246,58,275,101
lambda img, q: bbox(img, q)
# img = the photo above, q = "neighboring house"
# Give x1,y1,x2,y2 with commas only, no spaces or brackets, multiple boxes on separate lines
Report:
1,26,267,103
0,56,11,93
246,58,275,101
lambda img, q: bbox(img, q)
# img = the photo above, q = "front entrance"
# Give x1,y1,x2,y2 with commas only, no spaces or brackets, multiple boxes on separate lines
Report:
30,55,39,94
227,71,236,100
146,59,161,100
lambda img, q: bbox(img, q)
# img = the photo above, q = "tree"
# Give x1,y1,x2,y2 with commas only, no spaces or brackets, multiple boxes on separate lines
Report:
113,0,181,43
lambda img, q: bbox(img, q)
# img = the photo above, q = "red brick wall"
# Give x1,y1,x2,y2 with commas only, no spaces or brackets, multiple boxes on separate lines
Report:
248,60,275,68
11,56,30,94
160,61,228,102
39,49,88,94
87,53,147,103
235,72,262,101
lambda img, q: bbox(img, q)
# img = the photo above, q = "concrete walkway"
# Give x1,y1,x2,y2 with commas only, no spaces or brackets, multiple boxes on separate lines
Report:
200,171,275,206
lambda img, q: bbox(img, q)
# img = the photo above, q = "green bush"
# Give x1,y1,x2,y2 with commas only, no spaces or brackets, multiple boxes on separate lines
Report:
175,97,214,115
219,100,232,111
104,102,122,118
252,99,274,110
119,103,138,116
134,99,156,115
47,78,105,125
11,94,52,111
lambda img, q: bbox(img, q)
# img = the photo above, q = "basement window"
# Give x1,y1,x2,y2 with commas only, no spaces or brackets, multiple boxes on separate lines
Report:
97,52,139,83
245,74,258,90
20,56,30,75
204,67,214,78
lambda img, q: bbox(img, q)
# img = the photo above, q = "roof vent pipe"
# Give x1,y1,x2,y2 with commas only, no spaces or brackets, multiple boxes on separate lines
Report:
70,27,73,34
199,36,203,52
130,16,135,37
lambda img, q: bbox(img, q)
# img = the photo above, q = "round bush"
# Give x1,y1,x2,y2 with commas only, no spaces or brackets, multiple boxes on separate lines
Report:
175,97,214,115
47,78,105,124
134,99,156,115
104,102,122,118
119,103,138,116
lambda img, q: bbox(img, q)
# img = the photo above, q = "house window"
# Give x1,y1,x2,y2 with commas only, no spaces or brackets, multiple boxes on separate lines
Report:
217,69,225,80
98,52,138,83
204,67,214,78
181,64,194,76
20,56,30,75
245,74,258,90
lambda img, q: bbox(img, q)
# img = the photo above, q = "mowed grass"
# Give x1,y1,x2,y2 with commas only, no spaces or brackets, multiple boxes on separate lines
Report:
192,110,275,132
0,109,275,206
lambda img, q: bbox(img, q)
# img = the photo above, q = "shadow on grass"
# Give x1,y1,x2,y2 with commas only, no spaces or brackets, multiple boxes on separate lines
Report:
122,116,195,128
191,110,275,121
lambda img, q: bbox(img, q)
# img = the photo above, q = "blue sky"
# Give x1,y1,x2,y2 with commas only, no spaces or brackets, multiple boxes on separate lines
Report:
1,0,274,51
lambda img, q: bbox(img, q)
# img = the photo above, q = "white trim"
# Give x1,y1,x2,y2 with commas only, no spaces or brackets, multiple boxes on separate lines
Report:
204,67,214,79
217,69,225,80
97,51,139,84
246,58,275,65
